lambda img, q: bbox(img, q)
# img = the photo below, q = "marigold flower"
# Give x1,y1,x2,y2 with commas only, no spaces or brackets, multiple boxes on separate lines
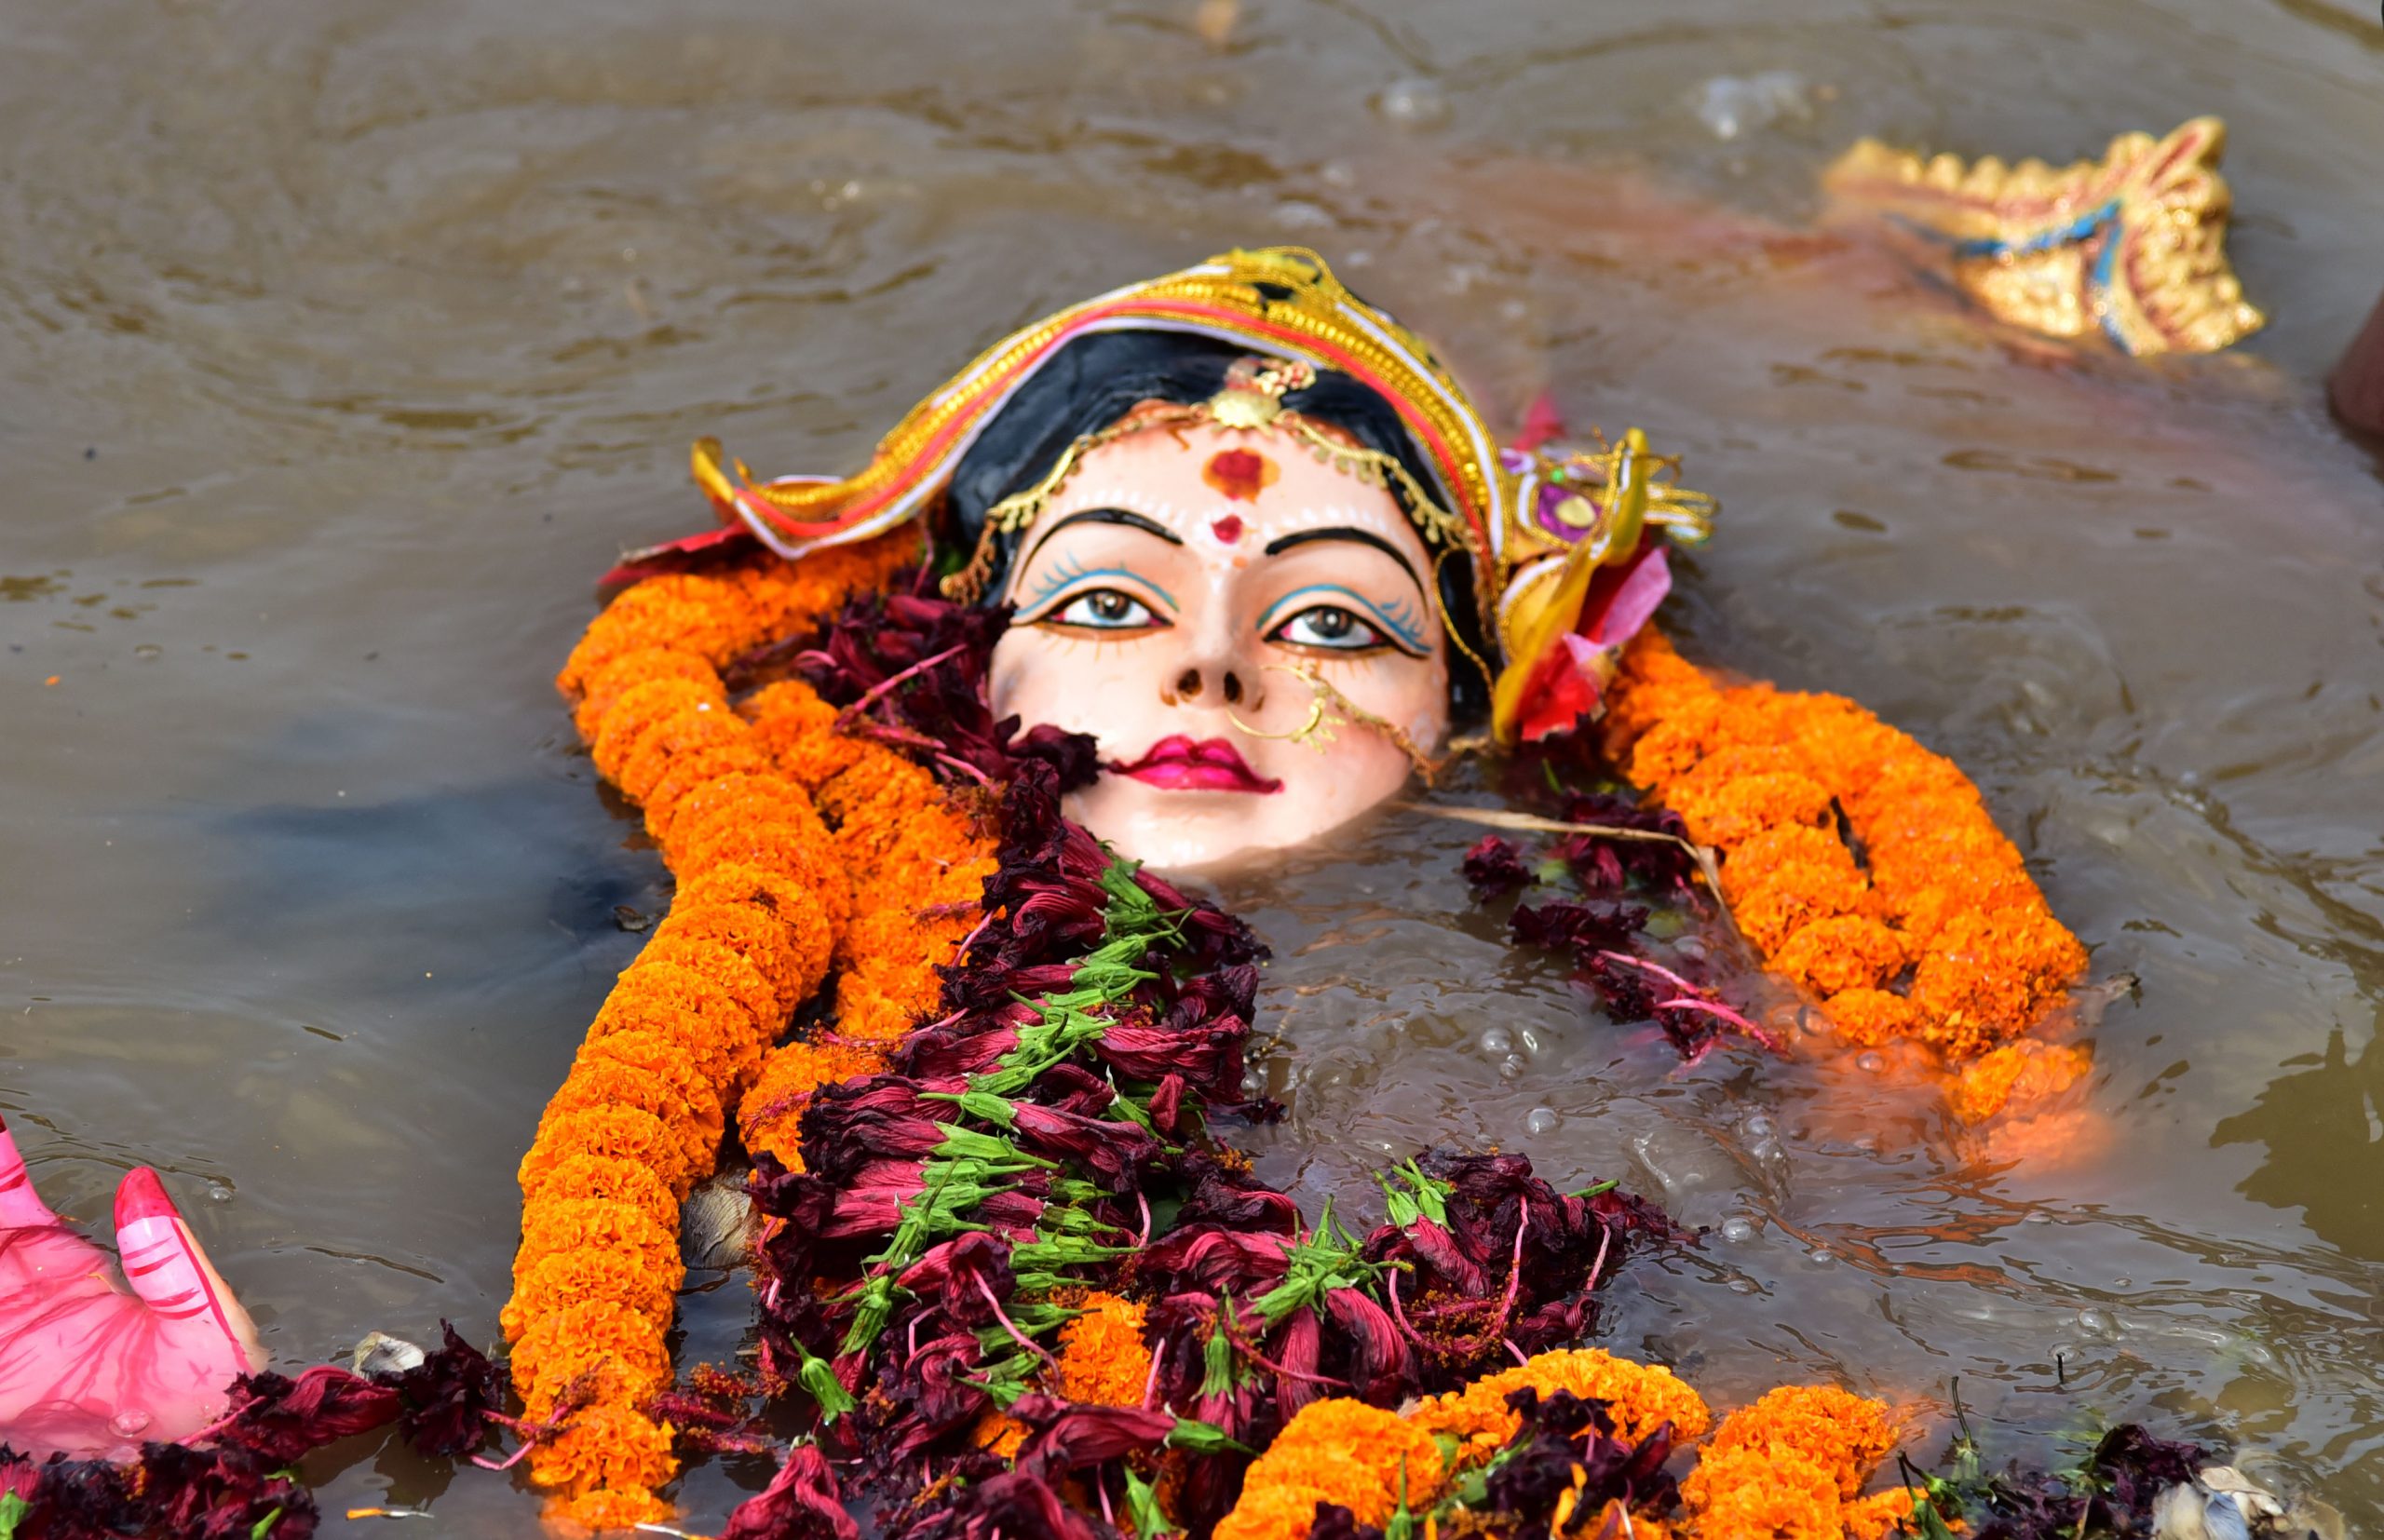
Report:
512,1195,679,1287
652,900,816,1018
592,961,766,1096
1821,988,1920,1048
1703,1384,1899,1499
818,755,948,874
674,862,838,994
741,680,875,792
1678,1443,1844,1539
1410,1348,1711,1451
617,703,751,804
535,1052,725,1179
1215,1399,1445,1540
640,744,774,841
519,1150,679,1232
644,761,795,857
634,931,785,1042
662,767,831,852
502,1245,678,1340
1844,1485,1928,1540
1054,1293,1153,1408
1770,916,1907,996
589,678,726,784
568,645,717,741
666,820,847,917
1669,770,1835,848
512,1301,674,1414
521,1106,697,1201
737,1035,891,1168
525,1397,678,1494
1726,840,1876,954
1950,1039,2092,1124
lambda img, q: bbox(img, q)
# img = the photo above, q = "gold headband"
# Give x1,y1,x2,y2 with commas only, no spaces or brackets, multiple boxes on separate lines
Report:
939,357,1470,605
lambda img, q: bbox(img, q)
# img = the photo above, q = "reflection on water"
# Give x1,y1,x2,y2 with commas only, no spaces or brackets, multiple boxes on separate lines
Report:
2,0,2382,1532
2216,1028,2384,1263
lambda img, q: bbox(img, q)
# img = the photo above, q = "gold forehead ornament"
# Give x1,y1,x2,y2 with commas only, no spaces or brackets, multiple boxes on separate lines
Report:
941,355,1470,606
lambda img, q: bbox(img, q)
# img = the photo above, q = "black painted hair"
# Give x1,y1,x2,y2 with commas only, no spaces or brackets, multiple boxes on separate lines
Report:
938,328,1490,716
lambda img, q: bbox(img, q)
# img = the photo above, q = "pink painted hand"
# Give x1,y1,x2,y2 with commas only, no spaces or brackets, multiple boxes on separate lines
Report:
0,1115,264,1458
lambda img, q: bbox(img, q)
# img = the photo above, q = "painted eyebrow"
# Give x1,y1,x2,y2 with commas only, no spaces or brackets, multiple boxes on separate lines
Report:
1020,507,1184,571
1262,526,1429,600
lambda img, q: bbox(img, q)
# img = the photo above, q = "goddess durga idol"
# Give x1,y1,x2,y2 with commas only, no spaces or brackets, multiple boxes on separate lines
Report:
681,245,1716,868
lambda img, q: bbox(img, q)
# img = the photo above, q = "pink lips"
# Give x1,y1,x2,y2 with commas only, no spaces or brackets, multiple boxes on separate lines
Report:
1109,736,1283,794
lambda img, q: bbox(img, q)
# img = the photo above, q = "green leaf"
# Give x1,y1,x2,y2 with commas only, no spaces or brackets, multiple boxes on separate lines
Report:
1120,1464,1177,1539
1166,1416,1254,1456
918,1090,1017,1128
250,1507,283,1540
793,1341,856,1424
0,1491,29,1540
1378,1158,1451,1226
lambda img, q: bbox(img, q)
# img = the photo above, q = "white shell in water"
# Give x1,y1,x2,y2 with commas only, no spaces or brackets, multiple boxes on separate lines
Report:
682,1167,757,1269
351,1331,427,1377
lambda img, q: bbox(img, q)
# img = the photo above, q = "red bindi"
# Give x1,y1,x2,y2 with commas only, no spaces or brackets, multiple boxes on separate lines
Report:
1211,514,1244,544
1202,447,1278,503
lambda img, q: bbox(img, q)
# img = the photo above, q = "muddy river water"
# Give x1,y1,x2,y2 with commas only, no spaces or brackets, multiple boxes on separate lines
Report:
5,0,2383,1532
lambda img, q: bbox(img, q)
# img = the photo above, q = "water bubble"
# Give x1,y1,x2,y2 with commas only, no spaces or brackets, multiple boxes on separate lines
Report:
207,1183,232,1203
1524,1107,1560,1136
1720,1216,1757,1243
1478,1026,1513,1056
1799,1006,1831,1036
133,643,162,660
110,1410,151,1436
1850,1132,1879,1154
1746,1138,1781,1167
1687,71,1814,141
2023,1210,2052,1224
1269,199,1334,231
1518,1028,1542,1056
1727,1277,1758,1294
1856,1051,1886,1073
1808,1246,1837,1266
1741,1114,1774,1140
2076,1308,2119,1341
1239,1071,1266,1097
1373,78,1450,128
1498,1053,1527,1080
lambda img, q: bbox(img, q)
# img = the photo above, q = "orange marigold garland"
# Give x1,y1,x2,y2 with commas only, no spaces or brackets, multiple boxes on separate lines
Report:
511,530,921,1527
1602,628,2090,1107
1216,1349,1927,1540
731,676,997,1166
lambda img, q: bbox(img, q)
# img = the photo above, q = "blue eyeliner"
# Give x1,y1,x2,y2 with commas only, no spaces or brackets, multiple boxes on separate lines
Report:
1258,584,1429,653
1023,561,1180,616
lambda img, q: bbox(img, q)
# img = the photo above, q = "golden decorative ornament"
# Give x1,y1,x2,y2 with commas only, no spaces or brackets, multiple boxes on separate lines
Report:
1825,116,2264,356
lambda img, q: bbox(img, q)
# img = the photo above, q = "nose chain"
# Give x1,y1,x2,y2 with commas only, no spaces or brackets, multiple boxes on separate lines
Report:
1225,662,1443,788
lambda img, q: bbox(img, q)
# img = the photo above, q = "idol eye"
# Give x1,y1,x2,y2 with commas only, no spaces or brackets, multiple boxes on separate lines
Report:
1043,588,1167,631
1267,604,1388,652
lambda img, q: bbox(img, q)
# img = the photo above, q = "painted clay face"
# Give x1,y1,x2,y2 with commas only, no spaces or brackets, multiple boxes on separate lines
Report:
988,417,1450,868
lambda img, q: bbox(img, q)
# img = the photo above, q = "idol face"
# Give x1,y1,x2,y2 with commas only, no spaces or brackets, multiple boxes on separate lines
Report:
987,417,1450,868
